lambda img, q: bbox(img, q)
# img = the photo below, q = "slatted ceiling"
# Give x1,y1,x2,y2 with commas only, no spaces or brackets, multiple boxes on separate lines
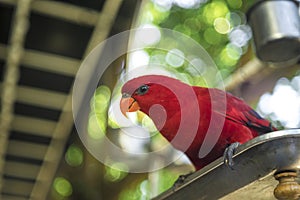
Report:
0,84,68,110
25,12,94,59
18,67,74,93
20,50,80,76
14,102,61,121
9,131,51,145
32,1,99,26
0,5,13,44
2,179,34,196
2,0,100,27
0,0,139,199
16,86,68,110
11,115,57,137
6,140,48,160
0,44,81,76
5,155,43,166
3,174,35,183
4,162,40,179
2,176,35,198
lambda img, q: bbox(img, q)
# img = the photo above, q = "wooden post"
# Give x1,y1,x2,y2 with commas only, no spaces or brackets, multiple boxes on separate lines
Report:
274,171,300,200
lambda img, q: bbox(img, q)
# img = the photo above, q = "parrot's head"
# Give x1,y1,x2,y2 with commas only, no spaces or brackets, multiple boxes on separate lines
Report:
120,75,187,121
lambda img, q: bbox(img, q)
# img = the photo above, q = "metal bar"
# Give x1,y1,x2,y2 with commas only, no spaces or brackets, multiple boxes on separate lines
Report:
0,0,32,192
153,129,300,200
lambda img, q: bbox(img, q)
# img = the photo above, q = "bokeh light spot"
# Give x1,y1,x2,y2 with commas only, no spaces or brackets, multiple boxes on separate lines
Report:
229,25,252,47
129,50,150,69
136,24,161,46
214,17,231,34
226,12,242,27
203,1,229,24
53,177,73,197
225,43,242,60
219,44,241,67
187,58,206,75
173,0,204,9
65,144,83,167
165,49,185,67
258,76,300,128
88,114,106,140
291,75,300,91
93,85,111,113
104,162,128,182
152,0,173,11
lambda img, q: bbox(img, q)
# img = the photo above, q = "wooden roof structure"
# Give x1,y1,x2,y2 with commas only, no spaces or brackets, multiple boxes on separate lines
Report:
0,0,138,199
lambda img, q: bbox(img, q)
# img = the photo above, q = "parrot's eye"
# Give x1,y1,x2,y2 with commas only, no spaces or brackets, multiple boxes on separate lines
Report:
136,85,149,95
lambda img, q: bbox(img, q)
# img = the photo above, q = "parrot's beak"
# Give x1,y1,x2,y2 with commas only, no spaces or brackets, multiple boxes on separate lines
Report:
120,94,140,116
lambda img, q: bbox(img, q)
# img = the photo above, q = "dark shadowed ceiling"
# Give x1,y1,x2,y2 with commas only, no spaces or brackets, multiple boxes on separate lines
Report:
0,0,139,199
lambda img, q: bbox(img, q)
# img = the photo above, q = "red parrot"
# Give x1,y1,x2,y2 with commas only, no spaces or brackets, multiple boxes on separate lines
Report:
120,75,276,171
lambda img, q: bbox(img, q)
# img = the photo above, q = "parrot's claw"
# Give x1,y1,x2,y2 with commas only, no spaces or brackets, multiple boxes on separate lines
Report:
223,142,240,170
172,172,194,189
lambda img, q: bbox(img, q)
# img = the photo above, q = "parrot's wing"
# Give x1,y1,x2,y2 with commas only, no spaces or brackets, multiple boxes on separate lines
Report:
224,93,275,134
225,107,274,134
194,87,275,135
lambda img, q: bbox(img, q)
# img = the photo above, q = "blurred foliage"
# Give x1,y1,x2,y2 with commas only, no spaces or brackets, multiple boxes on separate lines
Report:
100,0,256,198
141,0,255,77
81,0,255,199
52,0,300,200
88,85,111,140
65,144,84,167
119,169,178,200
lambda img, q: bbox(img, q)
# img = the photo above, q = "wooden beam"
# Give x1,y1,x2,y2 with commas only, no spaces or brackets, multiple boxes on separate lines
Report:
6,140,48,160
0,0,99,26
2,179,34,196
11,115,56,137
30,0,125,199
0,0,32,192
4,161,40,180
30,96,73,199
0,44,80,76
84,0,124,55
0,83,68,110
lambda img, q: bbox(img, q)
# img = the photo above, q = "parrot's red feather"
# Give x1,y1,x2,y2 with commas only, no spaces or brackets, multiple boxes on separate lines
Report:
121,75,276,170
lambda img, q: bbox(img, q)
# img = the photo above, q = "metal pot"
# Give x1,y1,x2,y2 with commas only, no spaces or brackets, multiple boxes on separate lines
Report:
247,0,300,64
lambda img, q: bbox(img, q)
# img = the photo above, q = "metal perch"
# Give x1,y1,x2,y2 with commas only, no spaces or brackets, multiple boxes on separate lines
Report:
153,129,300,200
